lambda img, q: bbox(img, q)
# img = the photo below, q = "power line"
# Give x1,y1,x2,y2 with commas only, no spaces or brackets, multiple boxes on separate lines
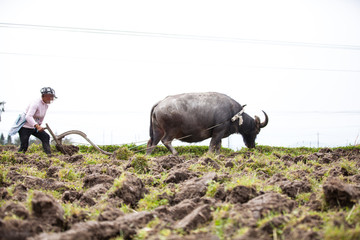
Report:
1,22,360,50
1,50,360,73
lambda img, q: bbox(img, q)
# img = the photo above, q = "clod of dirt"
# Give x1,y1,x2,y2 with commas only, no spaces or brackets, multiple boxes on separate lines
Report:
200,157,221,170
312,166,328,181
105,165,123,178
331,165,356,177
225,185,259,204
236,229,270,240
28,211,154,240
155,155,186,170
25,176,69,193
299,214,324,227
323,178,360,208
31,191,64,232
62,190,82,203
79,195,96,207
267,173,287,185
279,180,312,199
83,173,115,188
7,170,25,182
226,193,297,235
24,176,44,189
283,228,322,240
225,160,235,168
2,202,30,220
0,187,10,200
305,193,323,211
46,166,61,178
64,210,90,230
214,185,227,201
319,148,333,153
260,215,290,234
241,192,296,220
79,184,110,207
0,219,43,240
83,164,122,177
34,160,51,171
307,154,319,161
282,214,324,240
293,155,307,164
280,154,293,162
163,233,220,240
12,184,28,202
174,204,212,231
172,172,217,204
64,154,84,163
158,199,198,221
110,173,147,208
98,207,124,221
82,183,110,200
349,174,360,184
165,170,194,184
56,144,79,156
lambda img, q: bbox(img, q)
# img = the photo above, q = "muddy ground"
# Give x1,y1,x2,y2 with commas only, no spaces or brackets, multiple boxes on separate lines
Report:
0,145,360,240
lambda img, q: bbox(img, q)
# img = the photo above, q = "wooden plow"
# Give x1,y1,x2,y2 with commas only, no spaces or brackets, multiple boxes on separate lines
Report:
45,123,112,156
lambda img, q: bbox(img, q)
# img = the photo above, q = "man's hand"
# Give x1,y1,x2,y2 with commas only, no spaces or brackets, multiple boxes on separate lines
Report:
35,124,45,132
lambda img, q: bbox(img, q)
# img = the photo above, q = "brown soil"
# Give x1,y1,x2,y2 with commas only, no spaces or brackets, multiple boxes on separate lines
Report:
0,145,359,240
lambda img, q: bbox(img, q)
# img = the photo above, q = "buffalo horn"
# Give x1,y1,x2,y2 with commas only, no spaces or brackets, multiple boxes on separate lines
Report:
260,111,269,128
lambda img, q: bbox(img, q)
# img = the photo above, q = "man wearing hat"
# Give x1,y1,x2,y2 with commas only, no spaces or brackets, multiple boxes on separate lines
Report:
16,87,57,155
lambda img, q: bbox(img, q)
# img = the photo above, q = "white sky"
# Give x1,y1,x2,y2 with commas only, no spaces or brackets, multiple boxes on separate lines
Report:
0,0,360,148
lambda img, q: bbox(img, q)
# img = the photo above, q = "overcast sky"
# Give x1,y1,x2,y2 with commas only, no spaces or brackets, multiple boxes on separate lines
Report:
0,0,359,148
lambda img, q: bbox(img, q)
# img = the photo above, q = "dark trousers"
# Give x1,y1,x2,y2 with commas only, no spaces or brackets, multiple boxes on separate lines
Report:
18,127,51,154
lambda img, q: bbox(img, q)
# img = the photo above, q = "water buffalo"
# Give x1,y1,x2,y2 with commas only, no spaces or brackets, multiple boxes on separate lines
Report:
146,92,268,155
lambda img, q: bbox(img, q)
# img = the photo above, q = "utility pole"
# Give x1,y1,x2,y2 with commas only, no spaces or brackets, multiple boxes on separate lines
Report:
317,132,319,148
0,101,5,122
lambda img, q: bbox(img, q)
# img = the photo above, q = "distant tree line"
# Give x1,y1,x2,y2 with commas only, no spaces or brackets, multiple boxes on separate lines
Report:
0,133,15,145
0,133,28,146
0,133,72,146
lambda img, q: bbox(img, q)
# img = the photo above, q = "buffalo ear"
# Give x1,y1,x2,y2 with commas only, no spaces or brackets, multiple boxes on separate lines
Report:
254,111,269,134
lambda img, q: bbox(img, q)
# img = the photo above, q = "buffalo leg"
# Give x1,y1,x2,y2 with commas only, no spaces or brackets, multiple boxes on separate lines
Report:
161,133,178,155
209,138,222,153
146,127,164,155
209,128,226,153
146,140,156,155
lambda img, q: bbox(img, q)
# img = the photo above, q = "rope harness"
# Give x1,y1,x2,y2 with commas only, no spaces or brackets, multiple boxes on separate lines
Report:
231,109,245,126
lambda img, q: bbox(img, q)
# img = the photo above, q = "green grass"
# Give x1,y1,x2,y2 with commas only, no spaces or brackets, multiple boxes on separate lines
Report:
1,143,360,240
78,144,234,156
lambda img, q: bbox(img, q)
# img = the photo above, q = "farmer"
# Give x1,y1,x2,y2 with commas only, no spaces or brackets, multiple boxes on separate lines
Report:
10,87,57,155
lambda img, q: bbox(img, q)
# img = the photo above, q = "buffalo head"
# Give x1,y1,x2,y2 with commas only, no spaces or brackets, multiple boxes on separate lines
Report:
241,111,268,148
